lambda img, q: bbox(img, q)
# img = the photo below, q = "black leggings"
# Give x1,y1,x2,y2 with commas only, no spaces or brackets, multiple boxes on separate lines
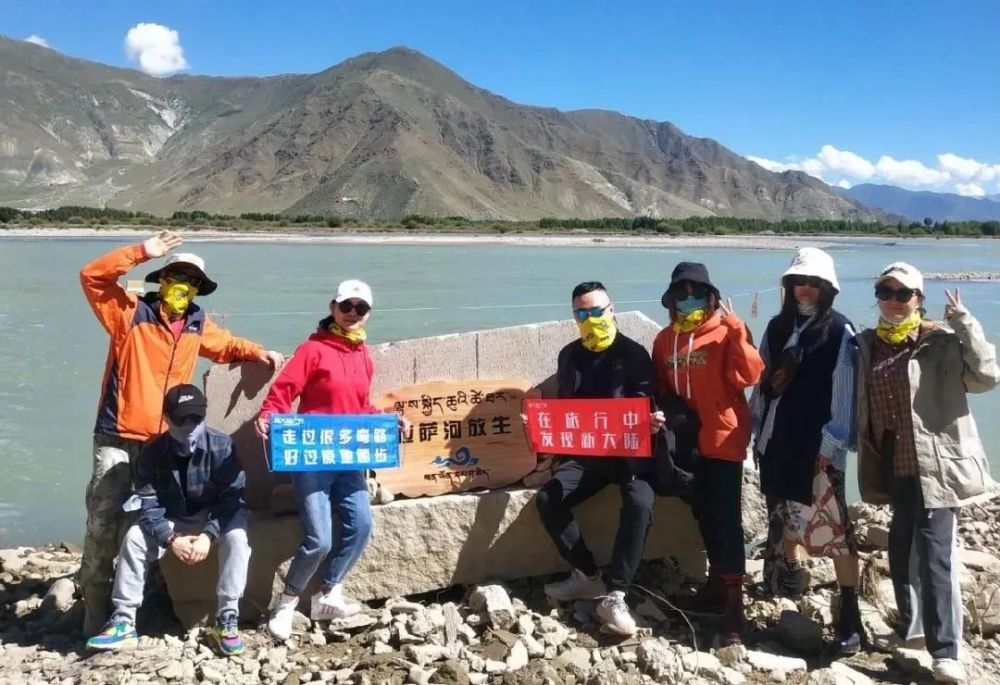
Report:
692,458,746,575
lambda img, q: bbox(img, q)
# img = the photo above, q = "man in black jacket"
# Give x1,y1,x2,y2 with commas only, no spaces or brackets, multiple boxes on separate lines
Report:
535,282,665,635
86,384,250,656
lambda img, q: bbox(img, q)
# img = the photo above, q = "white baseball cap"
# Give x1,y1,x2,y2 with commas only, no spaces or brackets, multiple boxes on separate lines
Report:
876,262,924,293
334,279,373,307
145,253,217,295
782,247,840,293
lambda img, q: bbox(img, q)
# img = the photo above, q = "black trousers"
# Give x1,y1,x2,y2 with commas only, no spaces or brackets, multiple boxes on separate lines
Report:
888,477,961,660
536,458,655,593
693,458,746,575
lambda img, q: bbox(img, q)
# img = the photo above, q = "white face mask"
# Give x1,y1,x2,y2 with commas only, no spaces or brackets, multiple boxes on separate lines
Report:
167,420,205,455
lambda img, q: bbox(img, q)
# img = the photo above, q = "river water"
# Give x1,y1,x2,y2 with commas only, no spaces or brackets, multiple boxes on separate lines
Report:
1,236,998,545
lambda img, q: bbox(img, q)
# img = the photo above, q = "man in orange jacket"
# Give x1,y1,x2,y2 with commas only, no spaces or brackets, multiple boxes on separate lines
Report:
651,262,764,646
78,230,284,635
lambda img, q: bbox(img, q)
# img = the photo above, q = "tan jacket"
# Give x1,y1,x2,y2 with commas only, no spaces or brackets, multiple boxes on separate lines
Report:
856,307,1000,508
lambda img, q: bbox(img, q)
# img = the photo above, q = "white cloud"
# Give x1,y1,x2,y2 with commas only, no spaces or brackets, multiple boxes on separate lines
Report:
24,35,50,48
956,183,986,197
746,144,1000,196
124,23,189,77
937,153,999,184
817,145,875,179
875,156,949,187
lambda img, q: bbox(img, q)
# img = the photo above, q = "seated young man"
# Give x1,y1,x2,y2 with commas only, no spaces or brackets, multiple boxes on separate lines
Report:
535,281,665,635
86,384,251,656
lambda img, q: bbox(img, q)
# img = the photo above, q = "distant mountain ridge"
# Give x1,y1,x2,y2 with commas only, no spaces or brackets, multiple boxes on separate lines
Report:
0,37,876,221
842,184,1000,222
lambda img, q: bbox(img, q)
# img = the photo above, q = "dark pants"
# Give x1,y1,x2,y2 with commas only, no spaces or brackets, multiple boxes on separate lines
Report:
693,458,746,575
536,458,655,593
888,477,961,660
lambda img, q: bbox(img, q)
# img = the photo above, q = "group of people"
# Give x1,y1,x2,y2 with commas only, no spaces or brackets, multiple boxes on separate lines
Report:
75,232,997,684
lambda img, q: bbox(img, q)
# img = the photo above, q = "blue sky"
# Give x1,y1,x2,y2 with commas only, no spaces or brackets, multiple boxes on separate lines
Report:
5,0,1000,196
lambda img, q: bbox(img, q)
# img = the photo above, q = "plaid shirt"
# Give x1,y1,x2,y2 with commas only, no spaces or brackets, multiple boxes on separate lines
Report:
868,334,919,477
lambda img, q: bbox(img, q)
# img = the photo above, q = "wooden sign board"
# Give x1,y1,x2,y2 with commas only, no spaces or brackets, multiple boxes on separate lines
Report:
375,379,536,497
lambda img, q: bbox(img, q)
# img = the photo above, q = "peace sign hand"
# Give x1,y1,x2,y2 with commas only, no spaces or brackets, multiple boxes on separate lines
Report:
944,288,962,320
718,296,735,318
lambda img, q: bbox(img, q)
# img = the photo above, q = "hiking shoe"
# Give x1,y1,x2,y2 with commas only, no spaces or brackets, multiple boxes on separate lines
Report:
85,620,138,651
596,591,637,636
932,658,966,684
212,610,245,656
311,584,362,621
544,569,607,602
873,630,926,653
267,592,299,641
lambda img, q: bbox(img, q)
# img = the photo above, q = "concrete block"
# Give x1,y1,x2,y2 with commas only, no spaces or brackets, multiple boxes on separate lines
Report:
369,340,417,399
412,333,478,384
161,485,706,628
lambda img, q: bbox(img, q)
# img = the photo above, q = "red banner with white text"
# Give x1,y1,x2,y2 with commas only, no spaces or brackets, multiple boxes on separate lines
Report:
524,398,652,458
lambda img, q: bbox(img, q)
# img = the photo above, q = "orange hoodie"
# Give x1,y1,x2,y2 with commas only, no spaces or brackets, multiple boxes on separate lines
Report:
652,312,764,462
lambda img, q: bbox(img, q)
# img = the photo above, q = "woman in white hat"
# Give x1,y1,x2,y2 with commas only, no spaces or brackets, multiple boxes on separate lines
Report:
255,280,405,640
854,263,999,683
751,247,863,655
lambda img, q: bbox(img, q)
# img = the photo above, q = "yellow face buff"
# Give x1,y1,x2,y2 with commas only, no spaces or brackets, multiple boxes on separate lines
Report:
576,313,617,352
876,311,922,345
159,280,198,317
672,308,707,334
329,322,367,345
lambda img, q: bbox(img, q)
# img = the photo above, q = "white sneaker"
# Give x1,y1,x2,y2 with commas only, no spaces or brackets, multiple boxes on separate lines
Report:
874,630,927,653
266,592,299,641
932,658,966,684
596,591,637,636
310,584,362,621
544,569,607,602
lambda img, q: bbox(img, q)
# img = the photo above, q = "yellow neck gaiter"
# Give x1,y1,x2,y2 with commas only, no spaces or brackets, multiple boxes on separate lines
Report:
876,311,921,345
672,308,707,334
329,322,367,345
577,313,617,352
159,281,198,318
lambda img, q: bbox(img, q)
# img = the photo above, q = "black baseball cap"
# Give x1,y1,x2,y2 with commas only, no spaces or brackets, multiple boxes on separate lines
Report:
164,384,207,424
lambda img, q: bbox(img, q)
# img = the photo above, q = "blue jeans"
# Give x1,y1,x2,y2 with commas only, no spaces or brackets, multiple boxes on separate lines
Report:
284,470,372,594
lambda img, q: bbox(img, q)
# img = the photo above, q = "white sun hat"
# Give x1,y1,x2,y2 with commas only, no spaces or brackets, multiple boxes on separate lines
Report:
782,247,840,293
876,262,924,293
334,279,373,307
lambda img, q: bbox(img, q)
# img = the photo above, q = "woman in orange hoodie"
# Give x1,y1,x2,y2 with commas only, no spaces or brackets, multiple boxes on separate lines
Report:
652,262,764,645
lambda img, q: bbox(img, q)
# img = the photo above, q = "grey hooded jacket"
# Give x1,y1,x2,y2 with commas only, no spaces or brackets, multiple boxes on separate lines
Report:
856,306,1000,509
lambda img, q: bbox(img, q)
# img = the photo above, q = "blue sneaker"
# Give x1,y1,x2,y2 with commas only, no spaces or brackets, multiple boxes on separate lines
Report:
212,610,245,656
86,620,138,651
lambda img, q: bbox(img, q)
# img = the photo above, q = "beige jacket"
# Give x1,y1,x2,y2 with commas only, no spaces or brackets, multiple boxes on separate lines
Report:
856,306,1000,508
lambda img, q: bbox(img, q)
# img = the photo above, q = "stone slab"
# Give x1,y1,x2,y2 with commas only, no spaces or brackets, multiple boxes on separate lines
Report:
160,484,706,627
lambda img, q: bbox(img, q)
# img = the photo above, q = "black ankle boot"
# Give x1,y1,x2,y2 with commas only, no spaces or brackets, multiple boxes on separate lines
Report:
832,586,863,656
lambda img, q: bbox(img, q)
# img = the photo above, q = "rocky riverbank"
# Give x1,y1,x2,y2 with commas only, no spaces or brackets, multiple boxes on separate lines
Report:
3,497,1000,685
923,271,1000,281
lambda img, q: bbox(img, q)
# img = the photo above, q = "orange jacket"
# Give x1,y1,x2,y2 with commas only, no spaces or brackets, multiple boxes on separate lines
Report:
81,244,264,441
652,312,764,462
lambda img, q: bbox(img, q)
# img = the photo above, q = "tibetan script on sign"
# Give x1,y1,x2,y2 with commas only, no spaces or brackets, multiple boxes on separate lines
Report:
375,379,534,497
524,398,653,458
269,414,401,472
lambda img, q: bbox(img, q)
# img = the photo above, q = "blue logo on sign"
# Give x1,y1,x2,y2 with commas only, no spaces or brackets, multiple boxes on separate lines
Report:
431,446,479,468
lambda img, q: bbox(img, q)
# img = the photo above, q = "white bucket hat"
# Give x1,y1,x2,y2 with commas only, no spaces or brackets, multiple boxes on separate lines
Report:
782,247,840,293
876,262,924,293
145,253,218,295
334,279,373,307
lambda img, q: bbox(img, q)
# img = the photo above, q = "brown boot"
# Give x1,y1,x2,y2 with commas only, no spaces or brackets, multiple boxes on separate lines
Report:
676,568,727,614
721,574,746,645
82,585,110,637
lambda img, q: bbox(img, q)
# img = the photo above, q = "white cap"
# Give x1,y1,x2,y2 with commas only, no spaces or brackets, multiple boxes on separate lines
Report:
782,247,840,293
876,262,923,293
334,279,373,306
145,252,217,295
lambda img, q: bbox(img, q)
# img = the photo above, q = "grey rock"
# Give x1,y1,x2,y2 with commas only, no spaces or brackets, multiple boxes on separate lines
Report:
555,646,593,679
327,613,377,632
41,578,76,614
468,585,515,630
806,663,873,685
506,640,529,671
157,662,183,680
713,644,747,667
776,611,825,656
682,651,721,674
634,598,668,623
407,666,434,685
404,644,451,666
745,650,807,673
636,638,678,681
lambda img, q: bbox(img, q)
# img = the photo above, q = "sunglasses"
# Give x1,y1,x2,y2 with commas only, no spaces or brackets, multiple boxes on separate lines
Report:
875,285,918,303
667,284,710,301
164,272,202,287
786,275,824,289
573,304,610,322
337,299,371,316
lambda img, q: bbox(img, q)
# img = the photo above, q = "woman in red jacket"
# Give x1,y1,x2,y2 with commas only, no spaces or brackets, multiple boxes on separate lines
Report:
255,279,397,640
652,262,764,645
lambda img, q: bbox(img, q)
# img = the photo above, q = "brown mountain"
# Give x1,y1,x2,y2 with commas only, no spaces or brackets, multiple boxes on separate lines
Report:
0,38,876,221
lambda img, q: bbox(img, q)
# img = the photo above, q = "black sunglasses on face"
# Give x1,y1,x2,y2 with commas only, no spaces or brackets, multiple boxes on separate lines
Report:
668,284,710,301
338,299,371,316
875,285,917,303
573,304,610,322
786,275,824,289
164,271,202,287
